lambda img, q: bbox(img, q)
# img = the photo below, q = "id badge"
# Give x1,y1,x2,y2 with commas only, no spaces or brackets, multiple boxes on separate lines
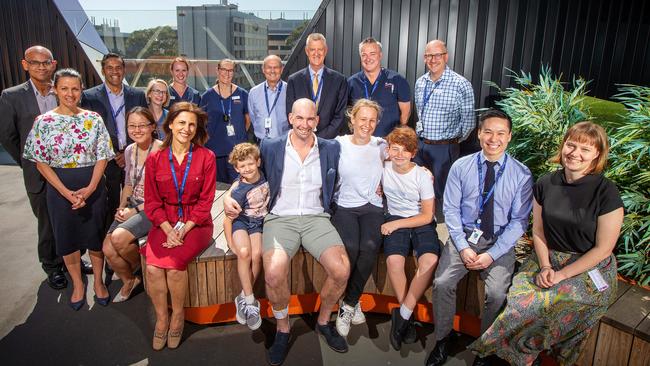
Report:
173,221,185,231
416,121,424,133
588,268,609,292
468,228,483,244
226,123,235,136
264,117,272,129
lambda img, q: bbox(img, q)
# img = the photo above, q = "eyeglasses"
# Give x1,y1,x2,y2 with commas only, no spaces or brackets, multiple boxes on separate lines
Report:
127,124,153,130
424,53,447,60
25,59,53,67
219,68,235,73
151,89,167,95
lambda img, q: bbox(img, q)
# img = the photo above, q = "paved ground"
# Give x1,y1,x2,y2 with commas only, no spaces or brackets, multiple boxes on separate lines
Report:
0,164,480,366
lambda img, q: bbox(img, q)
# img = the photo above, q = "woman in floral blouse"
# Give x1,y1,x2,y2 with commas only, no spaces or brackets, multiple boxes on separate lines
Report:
23,68,115,311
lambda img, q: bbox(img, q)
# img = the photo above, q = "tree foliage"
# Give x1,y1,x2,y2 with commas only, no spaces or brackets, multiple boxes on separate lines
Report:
125,26,178,59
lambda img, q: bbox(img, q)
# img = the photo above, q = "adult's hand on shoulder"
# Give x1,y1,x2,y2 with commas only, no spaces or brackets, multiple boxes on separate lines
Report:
223,196,242,219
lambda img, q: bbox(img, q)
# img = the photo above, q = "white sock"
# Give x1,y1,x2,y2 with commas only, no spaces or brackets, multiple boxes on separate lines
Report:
240,290,246,298
400,304,413,320
244,293,255,305
272,306,289,320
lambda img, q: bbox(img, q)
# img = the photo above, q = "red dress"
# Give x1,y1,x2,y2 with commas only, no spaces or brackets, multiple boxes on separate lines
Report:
143,145,216,270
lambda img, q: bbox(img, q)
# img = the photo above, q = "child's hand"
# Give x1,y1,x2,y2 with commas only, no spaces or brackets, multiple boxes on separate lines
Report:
381,221,400,235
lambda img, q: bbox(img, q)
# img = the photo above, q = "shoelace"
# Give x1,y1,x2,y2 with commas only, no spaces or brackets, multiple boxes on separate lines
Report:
237,296,247,312
244,303,260,318
340,306,354,322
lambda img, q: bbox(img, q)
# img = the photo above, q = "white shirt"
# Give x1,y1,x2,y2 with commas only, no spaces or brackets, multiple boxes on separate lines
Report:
334,135,386,208
271,132,324,215
382,161,435,217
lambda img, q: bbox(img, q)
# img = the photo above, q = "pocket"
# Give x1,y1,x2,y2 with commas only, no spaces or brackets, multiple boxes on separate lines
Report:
186,174,204,200
155,174,174,196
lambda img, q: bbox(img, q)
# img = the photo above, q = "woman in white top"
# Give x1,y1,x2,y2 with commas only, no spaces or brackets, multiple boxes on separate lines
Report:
332,99,386,337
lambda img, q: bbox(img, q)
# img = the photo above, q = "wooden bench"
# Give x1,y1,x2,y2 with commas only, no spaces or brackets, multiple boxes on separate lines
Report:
142,186,650,365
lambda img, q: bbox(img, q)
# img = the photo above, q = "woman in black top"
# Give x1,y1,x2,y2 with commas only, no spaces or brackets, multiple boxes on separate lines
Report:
470,121,624,366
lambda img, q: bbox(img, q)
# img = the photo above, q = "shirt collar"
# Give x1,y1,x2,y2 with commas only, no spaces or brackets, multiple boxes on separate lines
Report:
479,151,507,166
264,80,282,92
308,65,324,79
104,82,124,97
426,65,450,84
286,130,319,151
29,79,54,97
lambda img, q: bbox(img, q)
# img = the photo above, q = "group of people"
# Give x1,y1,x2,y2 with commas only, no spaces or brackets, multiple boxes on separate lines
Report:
0,30,624,366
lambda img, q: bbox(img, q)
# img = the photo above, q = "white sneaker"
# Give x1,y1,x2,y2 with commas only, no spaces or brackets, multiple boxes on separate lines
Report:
244,300,262,330
234,294,247,325
351,301,366,325
336,302,355,337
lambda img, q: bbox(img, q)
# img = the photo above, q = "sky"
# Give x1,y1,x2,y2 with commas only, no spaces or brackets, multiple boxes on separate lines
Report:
77,0,322,32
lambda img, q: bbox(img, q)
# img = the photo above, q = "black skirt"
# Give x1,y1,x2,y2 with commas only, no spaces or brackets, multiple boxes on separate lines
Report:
46,166,106,256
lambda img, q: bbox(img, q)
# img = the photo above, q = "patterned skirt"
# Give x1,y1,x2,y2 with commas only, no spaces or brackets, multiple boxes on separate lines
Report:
468,250,617,366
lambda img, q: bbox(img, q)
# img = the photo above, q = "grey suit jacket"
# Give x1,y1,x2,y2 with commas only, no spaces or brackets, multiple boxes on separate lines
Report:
0,81,47,193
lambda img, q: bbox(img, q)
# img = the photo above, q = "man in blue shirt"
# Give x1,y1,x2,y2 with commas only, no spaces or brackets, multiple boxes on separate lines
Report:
414,40,475,218
426,110,533,366
247,55,289,140
347,37,411,137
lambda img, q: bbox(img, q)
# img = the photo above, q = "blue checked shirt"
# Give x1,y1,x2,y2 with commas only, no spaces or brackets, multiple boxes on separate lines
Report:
443,151,533,261
414,66,475,141
248,80,289,140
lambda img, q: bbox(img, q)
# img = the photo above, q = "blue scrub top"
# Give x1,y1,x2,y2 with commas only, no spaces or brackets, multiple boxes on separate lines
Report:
200,86,249,157
347,68,411,137
155,108,168,140
169,85,202,106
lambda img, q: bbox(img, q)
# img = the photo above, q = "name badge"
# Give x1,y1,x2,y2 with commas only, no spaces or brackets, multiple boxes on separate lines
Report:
415,121,424,133
468,228,483,245
232,95,240,100
226,123,235,136
173,221,185,231
264,117,272,129
588,268,609,292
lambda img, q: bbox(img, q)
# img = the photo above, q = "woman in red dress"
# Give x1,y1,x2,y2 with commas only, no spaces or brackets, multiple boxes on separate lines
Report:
143,102,216,350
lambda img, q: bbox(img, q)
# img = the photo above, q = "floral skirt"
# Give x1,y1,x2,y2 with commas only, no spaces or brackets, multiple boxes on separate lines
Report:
469,250,617,366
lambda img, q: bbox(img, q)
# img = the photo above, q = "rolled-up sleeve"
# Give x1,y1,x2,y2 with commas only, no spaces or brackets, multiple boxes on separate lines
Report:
188,150,216,225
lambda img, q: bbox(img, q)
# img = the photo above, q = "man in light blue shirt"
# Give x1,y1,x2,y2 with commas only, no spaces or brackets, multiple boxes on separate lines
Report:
426,109,533,366
247,55,289,140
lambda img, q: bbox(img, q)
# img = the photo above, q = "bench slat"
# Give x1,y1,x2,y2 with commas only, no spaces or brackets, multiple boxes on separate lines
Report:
602,285,650,334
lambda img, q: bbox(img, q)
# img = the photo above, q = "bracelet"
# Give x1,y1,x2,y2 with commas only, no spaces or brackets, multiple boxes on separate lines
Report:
540,265,552,270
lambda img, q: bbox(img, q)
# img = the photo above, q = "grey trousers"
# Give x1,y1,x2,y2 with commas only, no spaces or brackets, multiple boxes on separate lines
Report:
432,237,515,341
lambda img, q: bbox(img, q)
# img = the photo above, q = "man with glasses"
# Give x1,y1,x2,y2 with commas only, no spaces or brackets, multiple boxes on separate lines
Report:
248,55,289,141
0,45,66,290
414,40,475,218
286,33,348,139
81,53,147,251
348,37,411,137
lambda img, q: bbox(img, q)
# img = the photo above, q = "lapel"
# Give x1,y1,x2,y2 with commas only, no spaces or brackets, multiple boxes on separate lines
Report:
317,137,328,182
22,81,41,117
276,133,288,176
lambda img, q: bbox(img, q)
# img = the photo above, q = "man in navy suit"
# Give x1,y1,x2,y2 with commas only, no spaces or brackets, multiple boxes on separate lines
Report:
81,53,147,233
0,45,66,290
286,33,348,139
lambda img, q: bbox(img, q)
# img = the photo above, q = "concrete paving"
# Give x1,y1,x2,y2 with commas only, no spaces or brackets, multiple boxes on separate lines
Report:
0,165,479,366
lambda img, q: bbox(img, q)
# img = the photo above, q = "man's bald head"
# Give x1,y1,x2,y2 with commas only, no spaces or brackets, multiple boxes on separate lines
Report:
22,45,57,85
24,45,54,60
426,40,447,52
292,98,317,115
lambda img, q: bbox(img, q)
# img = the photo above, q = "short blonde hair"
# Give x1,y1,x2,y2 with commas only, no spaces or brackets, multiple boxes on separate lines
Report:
217,58,235,69
346,98,382,131
170,56,190,72
306,33,327,48
145,79,170,107
550,121,609,174
228,143,261,166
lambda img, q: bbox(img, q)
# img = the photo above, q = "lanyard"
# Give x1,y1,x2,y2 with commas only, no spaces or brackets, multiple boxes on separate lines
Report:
220,96,232,120
169,144,193,220
105,89,126,122
421,78,442,112
264,82,283,115
309,72,324,103
132,142,154,188
476,154,508,223
363,70,383,99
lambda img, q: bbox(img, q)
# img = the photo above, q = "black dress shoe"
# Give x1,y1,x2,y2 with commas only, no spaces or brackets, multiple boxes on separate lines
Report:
267,331,291,366
403,319,418,344
47,270,68,290
389,308,411,351
316,322,348,353
81,258,93,275
472,355,493,366
425,336,450,366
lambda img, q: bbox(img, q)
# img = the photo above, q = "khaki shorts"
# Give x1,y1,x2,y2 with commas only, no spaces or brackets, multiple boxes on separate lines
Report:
262,213,343,260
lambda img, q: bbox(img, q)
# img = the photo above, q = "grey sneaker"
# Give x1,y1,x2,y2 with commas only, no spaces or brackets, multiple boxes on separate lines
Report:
336,302,355,337
244,300,262,330
234,294,247,325
351,301,366,325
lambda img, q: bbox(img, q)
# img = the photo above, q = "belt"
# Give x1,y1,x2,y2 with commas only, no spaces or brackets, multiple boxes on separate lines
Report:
421,137,459,145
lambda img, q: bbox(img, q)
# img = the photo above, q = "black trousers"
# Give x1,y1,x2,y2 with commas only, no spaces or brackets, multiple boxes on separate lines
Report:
331,203,384,305
104,159,124,234
26,187,62,274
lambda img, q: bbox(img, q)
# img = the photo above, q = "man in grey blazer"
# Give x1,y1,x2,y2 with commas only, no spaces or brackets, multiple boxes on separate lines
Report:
80,53,147,233
0,45,66,289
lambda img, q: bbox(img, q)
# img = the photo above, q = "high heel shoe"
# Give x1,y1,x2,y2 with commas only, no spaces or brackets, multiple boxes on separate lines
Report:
94,294,110,306
167,326,184,349
152,330,168,351
69,294,86,311
113,277,141,303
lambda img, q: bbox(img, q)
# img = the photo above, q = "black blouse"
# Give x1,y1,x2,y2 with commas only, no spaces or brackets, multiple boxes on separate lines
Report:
533,170,623,253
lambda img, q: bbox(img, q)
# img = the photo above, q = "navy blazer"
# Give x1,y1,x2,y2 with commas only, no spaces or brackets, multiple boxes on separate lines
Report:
81,83,147,152
260,133,340,214
0,81,47,192
285,66,349,139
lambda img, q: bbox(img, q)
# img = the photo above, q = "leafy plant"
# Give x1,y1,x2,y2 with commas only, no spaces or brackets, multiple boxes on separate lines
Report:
606,85,650,286
486,66,590,180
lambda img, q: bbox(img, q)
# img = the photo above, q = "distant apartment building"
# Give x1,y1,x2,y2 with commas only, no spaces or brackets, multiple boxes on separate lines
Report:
268,19,307,60
92,18,129,56
177,2,268,91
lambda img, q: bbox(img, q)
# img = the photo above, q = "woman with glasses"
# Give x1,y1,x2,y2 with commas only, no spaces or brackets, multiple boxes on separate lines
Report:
200,59,251,183
102,107,162,303
168,57,201,107
23,68,115,310
146,79,170,139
